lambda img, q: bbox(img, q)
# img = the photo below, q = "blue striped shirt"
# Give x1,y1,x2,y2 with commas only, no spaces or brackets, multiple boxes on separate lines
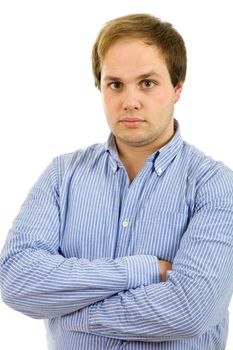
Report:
1,122,233,350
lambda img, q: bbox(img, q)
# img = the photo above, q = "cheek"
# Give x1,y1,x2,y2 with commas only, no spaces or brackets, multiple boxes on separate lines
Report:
102,93,110,113
147,94,167,111
102,92,119,112
156,91,175,110
102,90,111,105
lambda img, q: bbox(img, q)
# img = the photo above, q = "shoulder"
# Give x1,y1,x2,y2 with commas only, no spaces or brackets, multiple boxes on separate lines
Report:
182,141,233,194
51,142,107,186
55,142,105,166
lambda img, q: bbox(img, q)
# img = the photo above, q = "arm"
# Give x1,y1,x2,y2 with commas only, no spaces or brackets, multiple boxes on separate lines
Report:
0,158,160,319
61,165,233,341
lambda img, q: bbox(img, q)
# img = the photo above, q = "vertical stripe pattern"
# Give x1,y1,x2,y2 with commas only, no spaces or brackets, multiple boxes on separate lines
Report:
1,123,233,349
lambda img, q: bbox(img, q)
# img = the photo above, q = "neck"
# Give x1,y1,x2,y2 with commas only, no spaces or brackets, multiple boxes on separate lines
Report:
115,129,175,182
117,142,156,163
115,142,159,182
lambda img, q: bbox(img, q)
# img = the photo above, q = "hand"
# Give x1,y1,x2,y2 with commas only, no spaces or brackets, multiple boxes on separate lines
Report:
158,259,172,282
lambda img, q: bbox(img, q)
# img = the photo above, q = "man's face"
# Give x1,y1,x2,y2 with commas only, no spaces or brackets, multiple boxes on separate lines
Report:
100,39,183,151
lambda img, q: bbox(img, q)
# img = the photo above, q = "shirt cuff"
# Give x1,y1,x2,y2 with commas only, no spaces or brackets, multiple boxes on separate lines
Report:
121,255,160,289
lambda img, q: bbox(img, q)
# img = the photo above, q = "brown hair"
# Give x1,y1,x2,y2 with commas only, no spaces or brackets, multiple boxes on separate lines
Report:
92,13,187,89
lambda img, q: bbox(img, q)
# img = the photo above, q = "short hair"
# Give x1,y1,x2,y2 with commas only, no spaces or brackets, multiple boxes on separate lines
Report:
92,13,187,89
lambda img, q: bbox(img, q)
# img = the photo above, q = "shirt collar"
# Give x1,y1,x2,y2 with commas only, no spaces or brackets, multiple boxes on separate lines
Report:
105,119,183,176
152,120,183,176
105,134,120,173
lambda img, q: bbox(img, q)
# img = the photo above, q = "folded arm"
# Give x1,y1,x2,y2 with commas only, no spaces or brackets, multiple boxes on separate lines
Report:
0,159,160,319
61,166,233,341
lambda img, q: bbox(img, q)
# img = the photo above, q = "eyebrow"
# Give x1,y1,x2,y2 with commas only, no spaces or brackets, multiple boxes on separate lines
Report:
103,70,161,82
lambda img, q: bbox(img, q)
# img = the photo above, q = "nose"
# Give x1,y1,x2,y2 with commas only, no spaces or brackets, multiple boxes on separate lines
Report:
122,87,141,111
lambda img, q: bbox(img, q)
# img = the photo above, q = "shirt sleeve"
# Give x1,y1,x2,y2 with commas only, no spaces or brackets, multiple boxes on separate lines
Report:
61,165,233,341
0,158,160,319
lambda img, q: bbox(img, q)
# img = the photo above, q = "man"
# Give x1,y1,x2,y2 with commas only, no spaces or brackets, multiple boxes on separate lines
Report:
1,13,233,350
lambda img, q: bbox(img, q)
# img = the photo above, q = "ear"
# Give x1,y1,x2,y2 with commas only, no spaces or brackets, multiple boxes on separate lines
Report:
174,81,184,103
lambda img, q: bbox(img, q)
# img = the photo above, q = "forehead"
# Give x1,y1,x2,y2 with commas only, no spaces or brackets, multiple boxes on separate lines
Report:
101,38,169,78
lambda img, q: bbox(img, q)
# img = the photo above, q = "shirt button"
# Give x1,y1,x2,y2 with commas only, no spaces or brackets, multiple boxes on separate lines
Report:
122,219,129,228
157,168,163,175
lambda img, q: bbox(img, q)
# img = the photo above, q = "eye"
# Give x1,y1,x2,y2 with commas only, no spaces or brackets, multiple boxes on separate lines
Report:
109,82,122,90
141,80,156,89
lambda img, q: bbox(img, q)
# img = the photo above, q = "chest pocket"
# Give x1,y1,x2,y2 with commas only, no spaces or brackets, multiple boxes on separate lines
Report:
132,211,189,261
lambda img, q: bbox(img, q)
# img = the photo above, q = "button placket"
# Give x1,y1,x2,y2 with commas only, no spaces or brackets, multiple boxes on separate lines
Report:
114,164,155,257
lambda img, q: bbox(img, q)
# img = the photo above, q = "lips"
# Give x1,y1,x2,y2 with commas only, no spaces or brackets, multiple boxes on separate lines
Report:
120,118,145,128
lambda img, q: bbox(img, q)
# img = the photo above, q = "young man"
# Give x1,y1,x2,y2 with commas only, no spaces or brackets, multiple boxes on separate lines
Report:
1,13,233,350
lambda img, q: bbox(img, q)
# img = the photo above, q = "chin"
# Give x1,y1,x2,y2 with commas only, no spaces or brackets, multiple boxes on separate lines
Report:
120,136,150,146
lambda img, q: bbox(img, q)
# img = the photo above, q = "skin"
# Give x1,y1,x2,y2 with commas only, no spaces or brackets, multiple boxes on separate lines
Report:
101,38,183,182
159,260,172,282
100,38,183,280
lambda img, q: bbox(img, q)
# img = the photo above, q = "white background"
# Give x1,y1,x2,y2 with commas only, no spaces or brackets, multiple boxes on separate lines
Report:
0,0,232,348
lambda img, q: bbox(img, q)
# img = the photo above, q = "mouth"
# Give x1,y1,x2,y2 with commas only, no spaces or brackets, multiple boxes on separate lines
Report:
119,118,145,128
